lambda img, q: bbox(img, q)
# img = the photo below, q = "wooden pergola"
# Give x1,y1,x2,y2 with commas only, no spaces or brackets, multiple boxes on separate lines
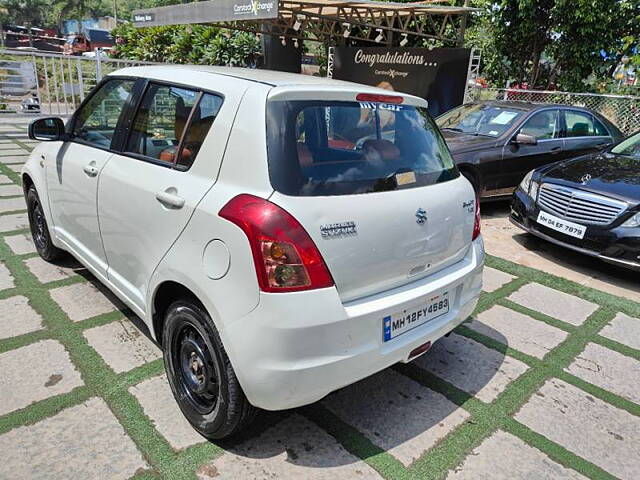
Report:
133,0,476,47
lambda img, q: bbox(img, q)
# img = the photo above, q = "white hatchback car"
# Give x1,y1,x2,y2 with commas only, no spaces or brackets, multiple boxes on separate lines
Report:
24,66,484,438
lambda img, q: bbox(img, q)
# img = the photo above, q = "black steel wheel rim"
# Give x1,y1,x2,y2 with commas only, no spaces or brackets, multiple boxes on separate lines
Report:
172,322,219,415
30,198,47,250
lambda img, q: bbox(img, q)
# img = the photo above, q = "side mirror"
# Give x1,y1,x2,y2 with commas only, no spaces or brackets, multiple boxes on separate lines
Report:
28,117,66,141
514,133,538,145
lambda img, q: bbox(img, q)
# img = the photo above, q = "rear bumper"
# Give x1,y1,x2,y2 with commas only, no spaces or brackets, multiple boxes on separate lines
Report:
225,238,484,410
510,188,640,270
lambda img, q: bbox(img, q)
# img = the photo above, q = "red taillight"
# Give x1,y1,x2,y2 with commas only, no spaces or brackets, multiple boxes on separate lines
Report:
219,194,334,293
356,93,403,104
472,196,481,240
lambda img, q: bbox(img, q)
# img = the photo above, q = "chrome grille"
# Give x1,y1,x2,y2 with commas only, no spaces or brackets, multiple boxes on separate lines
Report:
537,183,627,226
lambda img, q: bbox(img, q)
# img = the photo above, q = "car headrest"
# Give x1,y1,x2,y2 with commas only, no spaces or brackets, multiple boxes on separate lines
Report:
297,143,314,167
571,122,589,136
362,139,400,161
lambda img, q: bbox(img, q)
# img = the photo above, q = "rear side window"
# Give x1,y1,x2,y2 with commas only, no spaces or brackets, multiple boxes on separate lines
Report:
565,110,608,137
266,100,458,196
72,78,134,149
126,83,221,169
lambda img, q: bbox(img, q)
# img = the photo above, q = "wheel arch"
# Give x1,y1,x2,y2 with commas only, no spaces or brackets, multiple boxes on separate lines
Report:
152,280,204,346
457,164,483,196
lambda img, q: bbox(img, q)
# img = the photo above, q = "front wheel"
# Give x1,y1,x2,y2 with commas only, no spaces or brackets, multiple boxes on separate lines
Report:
26,185,64,262
162,300,256,439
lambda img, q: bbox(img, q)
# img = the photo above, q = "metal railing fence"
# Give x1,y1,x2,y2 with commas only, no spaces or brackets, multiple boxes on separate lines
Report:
468,87,640,135
0,48,156,116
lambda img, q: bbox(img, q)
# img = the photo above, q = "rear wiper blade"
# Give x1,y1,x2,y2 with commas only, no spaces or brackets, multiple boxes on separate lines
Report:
441,127,464,132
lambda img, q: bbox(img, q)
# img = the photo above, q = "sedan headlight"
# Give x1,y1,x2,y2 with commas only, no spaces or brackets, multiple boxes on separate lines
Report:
622,212,640,228
519,170,539,199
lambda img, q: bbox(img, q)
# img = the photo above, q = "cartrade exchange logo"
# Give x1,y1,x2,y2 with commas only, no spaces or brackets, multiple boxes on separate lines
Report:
233,0,274,15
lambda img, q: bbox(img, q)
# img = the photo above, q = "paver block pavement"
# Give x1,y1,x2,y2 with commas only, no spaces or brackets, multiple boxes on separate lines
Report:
0,174,11,183
508,283,598,326
599,312,640,351
0,261,14,290
469,305,568,359
0,196,26,213
515,378,640,480
0,295,42,339
4,232,36,254
50,281,122,322
565,342,640,404
0,184,22,197
447,430,586,479
482,267,515,293
323,369,469,467
130,374,205,450
204,414,383,479
415,333,528,403
25,256,84,284
84,319,162,373
6,164,23,173
0,339,83,415
0,212,28,232
0,397,148,479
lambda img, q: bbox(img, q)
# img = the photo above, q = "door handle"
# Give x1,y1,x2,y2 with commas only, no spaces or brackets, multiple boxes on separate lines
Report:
155,189,185,209
550,146,561,154
83,164,99,177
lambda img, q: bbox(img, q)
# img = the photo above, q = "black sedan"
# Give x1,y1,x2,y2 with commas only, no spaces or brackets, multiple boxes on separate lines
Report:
510,131,640,271
436,101,623,198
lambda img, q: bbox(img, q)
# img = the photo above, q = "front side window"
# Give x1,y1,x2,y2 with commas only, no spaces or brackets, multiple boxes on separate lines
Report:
126,84,221,168
436,103,525,137
565,111,606,137
72,78,134,149
267,100,458,196
520,110,561,140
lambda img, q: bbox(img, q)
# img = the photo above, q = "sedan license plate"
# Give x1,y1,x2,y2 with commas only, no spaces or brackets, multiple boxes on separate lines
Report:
383,291,449,342
536,210,586,239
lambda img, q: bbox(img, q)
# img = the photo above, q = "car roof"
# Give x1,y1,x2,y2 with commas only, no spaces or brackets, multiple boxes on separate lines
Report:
474,100,595,112
112,65,362,88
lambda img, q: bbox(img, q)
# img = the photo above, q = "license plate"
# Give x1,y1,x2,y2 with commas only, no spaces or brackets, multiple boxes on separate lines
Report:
383,291,450,342
536,210,586,239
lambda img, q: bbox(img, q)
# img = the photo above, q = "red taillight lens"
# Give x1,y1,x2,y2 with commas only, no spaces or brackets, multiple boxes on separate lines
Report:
219,194,334,293
355,93,404,104
472,196,481,240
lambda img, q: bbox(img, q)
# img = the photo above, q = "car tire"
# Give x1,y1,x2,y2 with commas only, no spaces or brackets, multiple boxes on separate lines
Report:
26,185,64,262
163,299,257,440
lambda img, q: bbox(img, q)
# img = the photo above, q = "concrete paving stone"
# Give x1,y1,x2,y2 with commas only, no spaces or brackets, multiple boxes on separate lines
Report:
0,148,28,155
565,342,640,404
0,212,28,232
0,261,14,290
447,430,586,480
0,196,25,213
515,378,640,480
0,339,83,415
415,333,528,403
0,184,22,196
0,174,11,183
323,369,469,467
469,305,568,359
25,256,84,284
84,319,161,373
508,283,598,326
204,414,383,479
0,295,43,339
599,313,640,351
4,231,36,254
130,375,204,450
0,155,27,164
0,397,147,479
482,267,516,293
6,164,23,172
50,281,121,322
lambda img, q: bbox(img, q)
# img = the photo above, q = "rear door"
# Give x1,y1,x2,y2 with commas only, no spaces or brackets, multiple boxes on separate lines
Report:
265,93,476,302
499,108,564,189
98,79,240,313
562,109,615,158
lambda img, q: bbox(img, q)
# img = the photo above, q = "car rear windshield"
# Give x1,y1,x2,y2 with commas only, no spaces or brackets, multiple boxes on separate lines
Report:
266,100,458,196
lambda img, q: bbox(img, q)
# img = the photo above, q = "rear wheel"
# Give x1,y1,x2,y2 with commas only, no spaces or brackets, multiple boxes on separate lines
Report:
26,186,64,262
162,300,256,439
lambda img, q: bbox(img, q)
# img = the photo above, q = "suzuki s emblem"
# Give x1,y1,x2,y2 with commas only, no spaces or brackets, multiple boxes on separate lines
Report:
581,174,592,185
415,208,427,225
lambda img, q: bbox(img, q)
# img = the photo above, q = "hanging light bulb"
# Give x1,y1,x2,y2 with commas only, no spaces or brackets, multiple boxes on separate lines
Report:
280,36,286,46
293,14,305,31
293,37,299,48
400,33,408,47
342,23,351,38
374,29,384,43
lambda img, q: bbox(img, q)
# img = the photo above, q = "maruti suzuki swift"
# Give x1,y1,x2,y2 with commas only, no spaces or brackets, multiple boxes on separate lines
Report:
24,66,484,438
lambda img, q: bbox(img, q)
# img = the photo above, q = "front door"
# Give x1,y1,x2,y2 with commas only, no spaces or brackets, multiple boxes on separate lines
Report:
45,78,135,276
98,83,225,312
499,109,564,190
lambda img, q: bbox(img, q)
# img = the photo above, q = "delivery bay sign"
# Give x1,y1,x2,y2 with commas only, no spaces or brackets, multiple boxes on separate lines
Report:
333,47,471,116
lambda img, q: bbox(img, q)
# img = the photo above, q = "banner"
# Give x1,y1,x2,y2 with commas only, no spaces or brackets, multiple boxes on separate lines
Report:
332,47,471,116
